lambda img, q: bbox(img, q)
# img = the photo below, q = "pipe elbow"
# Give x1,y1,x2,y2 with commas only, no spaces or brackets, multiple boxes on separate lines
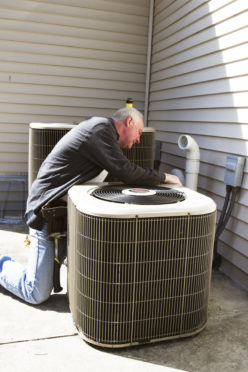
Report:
178,135,200,191
178,135,200,160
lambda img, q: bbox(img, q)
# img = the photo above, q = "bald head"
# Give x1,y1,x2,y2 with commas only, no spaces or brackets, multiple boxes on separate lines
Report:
111,107,144,123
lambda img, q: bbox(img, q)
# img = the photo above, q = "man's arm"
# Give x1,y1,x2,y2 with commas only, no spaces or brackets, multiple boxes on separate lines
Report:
86,122,182,187
86,123,165,185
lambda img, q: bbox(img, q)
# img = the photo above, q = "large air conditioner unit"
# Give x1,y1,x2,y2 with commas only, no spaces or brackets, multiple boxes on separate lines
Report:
67,183,216,348
28,123,75,190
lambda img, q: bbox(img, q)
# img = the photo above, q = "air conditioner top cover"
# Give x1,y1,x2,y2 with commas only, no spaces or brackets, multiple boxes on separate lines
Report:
139,127,155,133
68,183,216,218
29,122,76,130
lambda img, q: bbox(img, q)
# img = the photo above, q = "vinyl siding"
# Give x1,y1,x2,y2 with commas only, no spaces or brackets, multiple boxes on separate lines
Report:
149,0,248,290
0,0,150,175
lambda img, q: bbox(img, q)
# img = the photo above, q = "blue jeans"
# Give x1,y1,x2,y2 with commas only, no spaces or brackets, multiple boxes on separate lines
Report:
0,222,66,305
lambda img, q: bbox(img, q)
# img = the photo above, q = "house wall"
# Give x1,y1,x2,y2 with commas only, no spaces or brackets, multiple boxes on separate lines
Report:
149,0,248,290
0,0,150,219
0,0,150,175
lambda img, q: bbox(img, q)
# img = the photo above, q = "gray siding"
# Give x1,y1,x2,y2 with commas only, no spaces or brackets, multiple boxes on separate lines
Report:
0,0,150,175
149,0,248,290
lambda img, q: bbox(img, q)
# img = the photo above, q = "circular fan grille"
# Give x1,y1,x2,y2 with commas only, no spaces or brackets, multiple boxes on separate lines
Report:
92,185,185,205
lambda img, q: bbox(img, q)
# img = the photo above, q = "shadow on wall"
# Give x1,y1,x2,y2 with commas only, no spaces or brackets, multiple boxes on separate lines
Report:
149,0,247,289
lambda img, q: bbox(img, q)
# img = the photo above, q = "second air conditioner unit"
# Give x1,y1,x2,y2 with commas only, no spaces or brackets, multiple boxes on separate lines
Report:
28,124,155,189
28,123,75,190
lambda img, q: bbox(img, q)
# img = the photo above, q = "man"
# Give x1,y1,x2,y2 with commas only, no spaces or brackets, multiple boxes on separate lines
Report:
0,107,181,305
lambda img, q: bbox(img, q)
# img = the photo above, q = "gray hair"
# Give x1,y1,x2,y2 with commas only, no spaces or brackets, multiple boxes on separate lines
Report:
111,107,143,123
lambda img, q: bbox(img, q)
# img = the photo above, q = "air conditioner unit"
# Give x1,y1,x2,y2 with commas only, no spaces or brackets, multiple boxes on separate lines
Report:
28,123,75,190
67,183,216,348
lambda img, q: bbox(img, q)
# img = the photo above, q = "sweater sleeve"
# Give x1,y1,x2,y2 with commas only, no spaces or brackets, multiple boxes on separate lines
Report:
84,122,165,186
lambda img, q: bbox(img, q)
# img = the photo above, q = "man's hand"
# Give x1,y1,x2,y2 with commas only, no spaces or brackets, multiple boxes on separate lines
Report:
164,173,182,186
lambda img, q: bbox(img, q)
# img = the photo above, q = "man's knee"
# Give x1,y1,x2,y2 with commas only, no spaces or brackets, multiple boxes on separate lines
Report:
25,280,53,305
27,291,51,305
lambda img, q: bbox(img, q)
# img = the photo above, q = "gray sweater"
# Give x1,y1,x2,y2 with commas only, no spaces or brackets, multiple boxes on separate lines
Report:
26,117,165,229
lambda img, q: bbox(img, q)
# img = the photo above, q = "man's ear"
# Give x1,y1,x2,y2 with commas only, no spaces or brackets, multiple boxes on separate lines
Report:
125,116,133,127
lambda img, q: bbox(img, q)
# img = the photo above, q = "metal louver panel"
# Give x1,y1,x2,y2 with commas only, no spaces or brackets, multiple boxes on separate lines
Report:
28,123,74,189
105,128,155,183
122,128,155,168
67,197,216,347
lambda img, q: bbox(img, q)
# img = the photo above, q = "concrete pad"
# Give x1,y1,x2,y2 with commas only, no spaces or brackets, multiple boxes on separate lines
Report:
0,278,76,344
0,336,184,372
1,223,248,372
0,225,75,343
111,272,248,372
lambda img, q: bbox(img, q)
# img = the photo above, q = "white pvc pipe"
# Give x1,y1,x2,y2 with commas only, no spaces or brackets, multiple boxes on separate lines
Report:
178,135,200,191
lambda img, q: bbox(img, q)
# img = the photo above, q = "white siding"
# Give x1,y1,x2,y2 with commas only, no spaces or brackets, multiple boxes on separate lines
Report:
150,0,248,290
0,0,150,174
